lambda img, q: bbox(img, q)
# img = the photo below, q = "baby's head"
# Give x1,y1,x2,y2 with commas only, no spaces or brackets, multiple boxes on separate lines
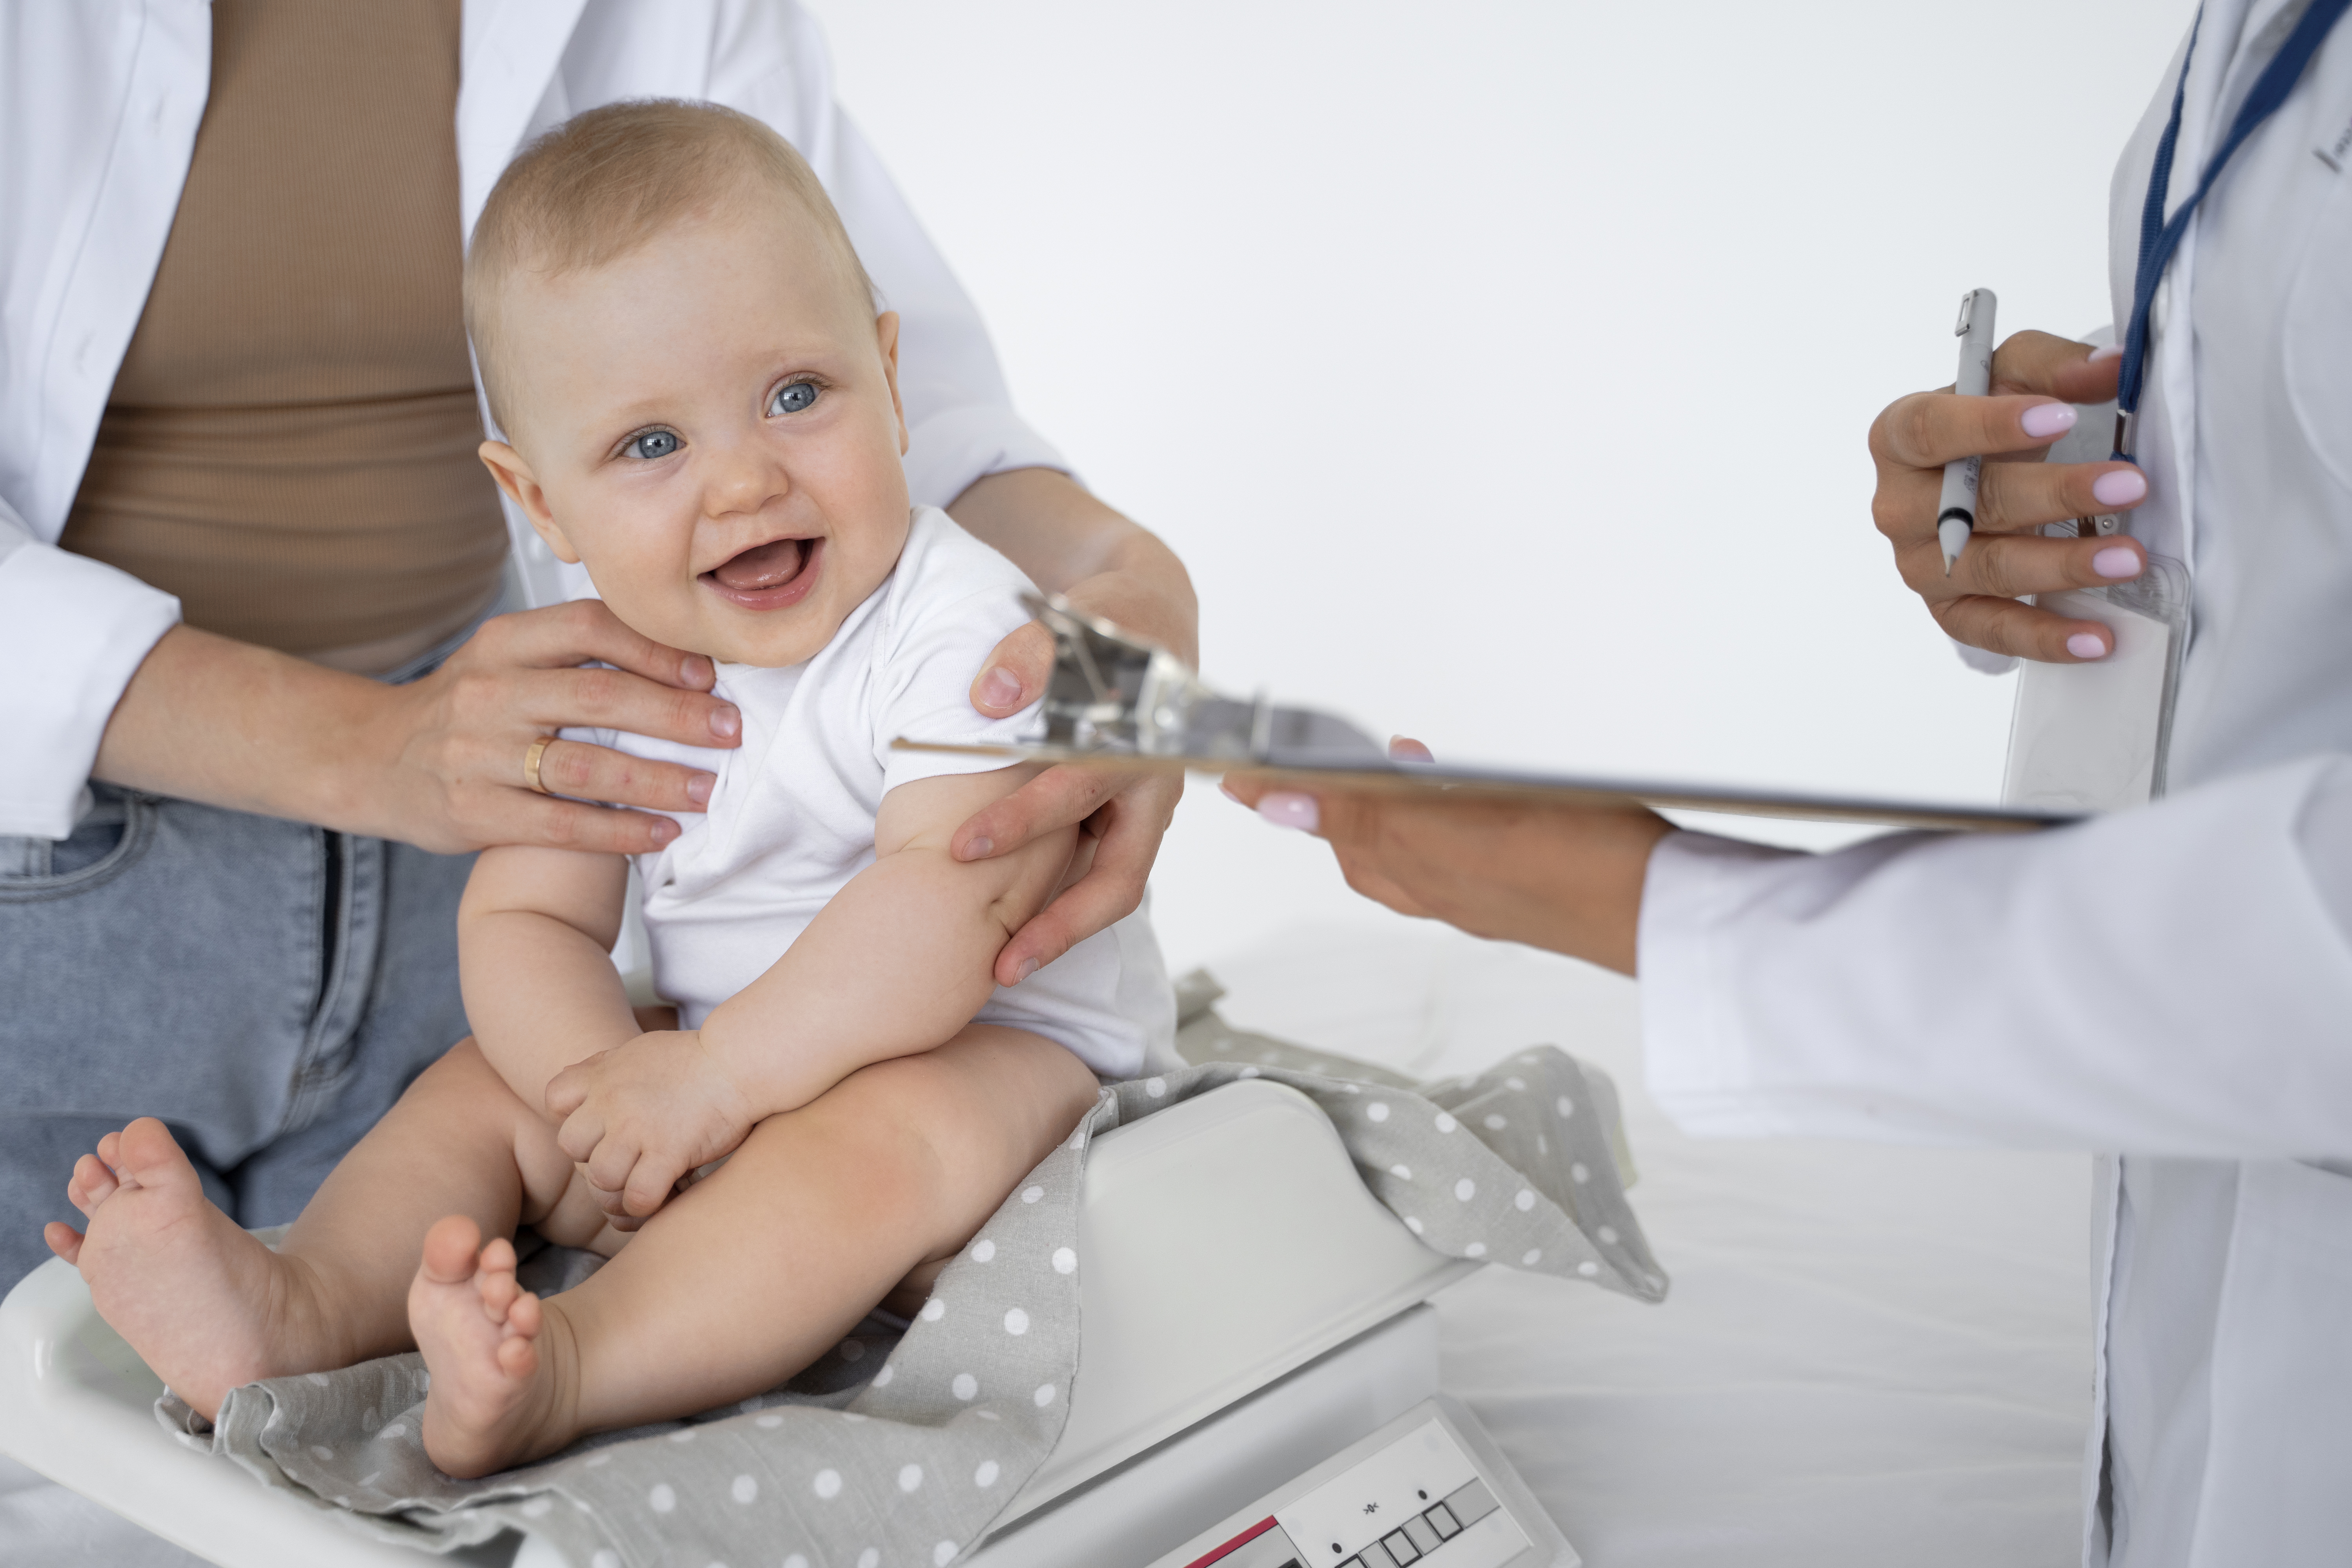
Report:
468,101,909,666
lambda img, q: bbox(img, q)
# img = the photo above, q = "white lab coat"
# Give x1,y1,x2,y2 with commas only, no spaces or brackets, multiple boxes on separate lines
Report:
1639,3,2352,1564
0,0,1065,840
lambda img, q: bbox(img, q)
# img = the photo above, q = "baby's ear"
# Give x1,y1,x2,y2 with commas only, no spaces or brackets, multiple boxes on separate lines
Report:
477,439,581,564
875,310,908,457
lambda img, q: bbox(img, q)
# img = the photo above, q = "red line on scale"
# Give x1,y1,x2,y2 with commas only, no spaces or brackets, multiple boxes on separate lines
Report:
1181,1515,1281,1568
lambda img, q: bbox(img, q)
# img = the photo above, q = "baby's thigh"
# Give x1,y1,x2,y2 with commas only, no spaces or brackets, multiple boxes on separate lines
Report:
853,1025,1096,1227
426,1043,630,1256
532,1165,633,1257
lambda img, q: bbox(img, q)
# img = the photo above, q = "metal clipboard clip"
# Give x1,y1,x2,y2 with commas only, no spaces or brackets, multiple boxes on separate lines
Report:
1022,593,1388,767
892,595,2075,833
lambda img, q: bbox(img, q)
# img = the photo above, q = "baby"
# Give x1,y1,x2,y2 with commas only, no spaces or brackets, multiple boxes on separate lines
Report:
46,100,1174,1478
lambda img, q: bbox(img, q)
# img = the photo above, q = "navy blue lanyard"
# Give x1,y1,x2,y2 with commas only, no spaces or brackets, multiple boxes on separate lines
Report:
2116,0,2351,458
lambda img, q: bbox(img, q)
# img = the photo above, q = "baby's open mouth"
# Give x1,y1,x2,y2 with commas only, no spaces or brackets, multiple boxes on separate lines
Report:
702,536,824,610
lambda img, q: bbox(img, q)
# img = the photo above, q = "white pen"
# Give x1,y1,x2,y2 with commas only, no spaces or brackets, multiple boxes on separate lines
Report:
1938,287,1997,574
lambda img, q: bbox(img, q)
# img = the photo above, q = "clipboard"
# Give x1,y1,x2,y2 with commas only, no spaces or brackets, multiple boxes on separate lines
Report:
892,597,2076,836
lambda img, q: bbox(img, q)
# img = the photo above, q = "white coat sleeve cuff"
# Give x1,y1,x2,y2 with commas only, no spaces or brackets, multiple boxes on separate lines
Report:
0,541,180,838
1637,829,1805,1137
902,402,1071,514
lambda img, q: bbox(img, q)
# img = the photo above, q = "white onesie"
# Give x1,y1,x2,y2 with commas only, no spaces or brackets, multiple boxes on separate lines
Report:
565,506,1176,1081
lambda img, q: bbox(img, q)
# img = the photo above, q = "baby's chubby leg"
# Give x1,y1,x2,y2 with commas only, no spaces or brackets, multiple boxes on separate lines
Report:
48,1038,584,1421
412,1024,1098,1475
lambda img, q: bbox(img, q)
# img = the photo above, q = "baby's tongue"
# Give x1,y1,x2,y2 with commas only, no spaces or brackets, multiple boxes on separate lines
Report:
711,537,807,591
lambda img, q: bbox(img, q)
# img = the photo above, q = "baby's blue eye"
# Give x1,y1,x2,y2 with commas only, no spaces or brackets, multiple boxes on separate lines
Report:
624,430,680,461
770,382,819,416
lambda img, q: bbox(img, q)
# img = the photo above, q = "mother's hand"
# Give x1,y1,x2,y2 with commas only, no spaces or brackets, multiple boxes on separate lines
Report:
949,617,1183,986
376,601,740,854
1869,330,2151,661
95,601,739,855
1223,740,1672,976
936,466,1197,984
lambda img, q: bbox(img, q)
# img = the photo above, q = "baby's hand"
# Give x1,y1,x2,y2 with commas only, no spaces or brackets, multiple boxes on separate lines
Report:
545,1031,755,1219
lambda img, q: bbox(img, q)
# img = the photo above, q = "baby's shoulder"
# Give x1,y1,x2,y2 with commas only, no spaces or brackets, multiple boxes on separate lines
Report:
871,506,1038,661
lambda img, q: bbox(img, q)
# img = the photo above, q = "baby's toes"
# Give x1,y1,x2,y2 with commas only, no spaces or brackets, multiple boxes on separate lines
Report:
494,1333,539,1380
44,1221,85,1265
68,1153,120,1216
478,1267,520,1322
418,1215,485,1285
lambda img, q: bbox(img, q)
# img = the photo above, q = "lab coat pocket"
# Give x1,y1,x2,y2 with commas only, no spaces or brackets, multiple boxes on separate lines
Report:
2281,172,2352,495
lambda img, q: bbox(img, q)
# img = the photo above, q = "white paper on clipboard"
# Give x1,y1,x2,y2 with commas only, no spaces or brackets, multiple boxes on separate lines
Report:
2002,555,2188,814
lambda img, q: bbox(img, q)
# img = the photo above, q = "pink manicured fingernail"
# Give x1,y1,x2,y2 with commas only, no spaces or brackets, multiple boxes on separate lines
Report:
1013,958,1040,983
686,772,714,805
979,666,1024,710
962,836,994,860
2067,633,2107,659
2019,403,2076,439
1257,792,1319,832
682,655,714,686
2088,343,2125,362
709,705,742,740
2092,469,2147,506
2092,546,2140,580
651,817,681,844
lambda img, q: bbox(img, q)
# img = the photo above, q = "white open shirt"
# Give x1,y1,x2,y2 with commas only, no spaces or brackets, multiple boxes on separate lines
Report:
0,0,1066,840
1640,4,2352,1564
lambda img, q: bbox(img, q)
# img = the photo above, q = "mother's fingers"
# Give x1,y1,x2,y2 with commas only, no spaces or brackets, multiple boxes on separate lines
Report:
474,599,717,691
988,772,1181,985
515,664,741,750
510,795,683,856
971,619,1056,717
953,763,1127,862
530,737,713,815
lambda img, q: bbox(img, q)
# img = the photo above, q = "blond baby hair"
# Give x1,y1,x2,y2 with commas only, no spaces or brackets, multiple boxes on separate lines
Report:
464,98,877,433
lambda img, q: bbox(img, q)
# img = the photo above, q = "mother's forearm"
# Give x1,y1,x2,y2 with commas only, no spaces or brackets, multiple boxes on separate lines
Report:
91,624,402,832
948,468,1198,662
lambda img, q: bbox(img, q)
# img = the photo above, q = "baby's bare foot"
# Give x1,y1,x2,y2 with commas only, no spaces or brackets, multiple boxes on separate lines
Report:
412,1216,573,1477
45,1118,339,1421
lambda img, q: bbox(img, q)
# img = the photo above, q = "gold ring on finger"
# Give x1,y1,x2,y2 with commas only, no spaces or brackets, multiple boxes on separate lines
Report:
523,735,556,796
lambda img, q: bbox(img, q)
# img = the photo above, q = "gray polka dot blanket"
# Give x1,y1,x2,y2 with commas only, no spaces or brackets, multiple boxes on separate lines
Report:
157,1023,1664,1567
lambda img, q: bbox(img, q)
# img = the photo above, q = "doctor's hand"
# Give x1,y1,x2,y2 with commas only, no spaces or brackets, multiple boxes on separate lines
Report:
1870,330,2151,662
546,1029,757,1221
1223,740,1673,977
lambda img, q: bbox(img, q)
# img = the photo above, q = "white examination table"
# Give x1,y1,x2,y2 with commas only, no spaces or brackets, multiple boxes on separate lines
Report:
1,924,2094,1566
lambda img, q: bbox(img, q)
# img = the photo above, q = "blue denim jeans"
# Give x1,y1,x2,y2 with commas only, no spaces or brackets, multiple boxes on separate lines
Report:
0,639,487,1290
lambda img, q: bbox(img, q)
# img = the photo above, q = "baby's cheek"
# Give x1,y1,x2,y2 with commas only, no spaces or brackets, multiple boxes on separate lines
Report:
831,515,910,607
593,561,706,652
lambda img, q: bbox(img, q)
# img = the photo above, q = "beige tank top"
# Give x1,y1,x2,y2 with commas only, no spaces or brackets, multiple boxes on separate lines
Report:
61,0,507,675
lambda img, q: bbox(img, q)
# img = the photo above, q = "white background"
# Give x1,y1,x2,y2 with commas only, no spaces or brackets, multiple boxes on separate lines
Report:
813,0,2193,975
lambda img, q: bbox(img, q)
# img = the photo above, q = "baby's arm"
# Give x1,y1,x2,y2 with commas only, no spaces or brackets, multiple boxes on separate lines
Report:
457,845,638,1111
545,766,1077,1216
